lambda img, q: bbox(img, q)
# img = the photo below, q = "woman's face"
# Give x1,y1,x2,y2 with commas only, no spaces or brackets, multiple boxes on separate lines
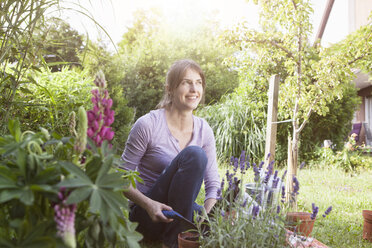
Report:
170,68,203,111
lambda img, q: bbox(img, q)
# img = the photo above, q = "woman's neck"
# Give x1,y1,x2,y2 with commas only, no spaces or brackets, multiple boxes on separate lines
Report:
165,105,193,132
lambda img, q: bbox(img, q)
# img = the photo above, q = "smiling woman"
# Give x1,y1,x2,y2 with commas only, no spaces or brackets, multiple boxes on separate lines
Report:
120,59,220,248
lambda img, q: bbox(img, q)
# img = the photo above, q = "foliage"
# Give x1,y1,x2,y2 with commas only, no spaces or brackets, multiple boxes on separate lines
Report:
34,17,85,72
310,141,372,172
275,83,360,164
117,9,239,119
197,76,267,160
10,66,94,135
223,0,371,176
0,0,60,134
0,116,141,247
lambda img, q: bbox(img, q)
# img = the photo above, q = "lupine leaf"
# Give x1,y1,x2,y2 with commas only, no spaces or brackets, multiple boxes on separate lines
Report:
59,161,92,183
66,186,92,204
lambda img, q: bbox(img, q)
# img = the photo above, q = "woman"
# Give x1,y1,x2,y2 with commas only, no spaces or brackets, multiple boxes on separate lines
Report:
121,59,220,248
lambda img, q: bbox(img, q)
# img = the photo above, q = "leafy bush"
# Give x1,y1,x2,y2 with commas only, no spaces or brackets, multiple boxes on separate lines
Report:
116,9,239,119
197,76,267,160
11,67,94,135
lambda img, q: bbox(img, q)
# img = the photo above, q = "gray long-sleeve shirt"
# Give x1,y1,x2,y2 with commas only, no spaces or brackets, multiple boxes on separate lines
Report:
120,108,220,201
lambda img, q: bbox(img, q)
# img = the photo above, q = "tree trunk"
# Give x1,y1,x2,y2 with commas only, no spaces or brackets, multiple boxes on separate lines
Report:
286,135,298,210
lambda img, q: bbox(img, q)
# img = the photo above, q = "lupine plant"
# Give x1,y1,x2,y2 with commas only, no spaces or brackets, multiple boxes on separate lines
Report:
0,73,142,247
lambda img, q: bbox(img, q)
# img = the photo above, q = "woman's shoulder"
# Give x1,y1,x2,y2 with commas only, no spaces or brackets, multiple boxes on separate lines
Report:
193,115,214,138
135,109,164,125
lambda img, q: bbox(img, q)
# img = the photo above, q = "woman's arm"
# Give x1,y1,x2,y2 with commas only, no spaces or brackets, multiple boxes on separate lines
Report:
204,198,217,213
124,185,173,223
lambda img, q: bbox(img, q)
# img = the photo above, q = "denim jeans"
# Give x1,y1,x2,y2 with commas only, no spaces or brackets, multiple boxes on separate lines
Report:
129,146,207,247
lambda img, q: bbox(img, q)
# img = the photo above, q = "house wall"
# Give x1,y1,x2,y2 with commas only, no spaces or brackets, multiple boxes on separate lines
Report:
349,0,372,32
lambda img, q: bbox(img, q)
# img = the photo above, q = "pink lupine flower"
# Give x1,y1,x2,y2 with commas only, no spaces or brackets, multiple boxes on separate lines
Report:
87,72,115,147
54,188,76,248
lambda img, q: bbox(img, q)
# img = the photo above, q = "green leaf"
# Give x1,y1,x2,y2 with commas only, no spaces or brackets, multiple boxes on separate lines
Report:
16,148,27,176
58,178,92,188
20,188,34,205
29,184,57,194
100,189,127,216
0,189,23,203
89,188,102,214
97,173,127,190
58,161,92,184
8,119,21,142
96,154,113,182
85,155,102,181
66,186,92,204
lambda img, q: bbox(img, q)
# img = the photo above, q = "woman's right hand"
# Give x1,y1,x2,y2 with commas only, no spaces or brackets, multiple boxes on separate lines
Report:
145,199,173,223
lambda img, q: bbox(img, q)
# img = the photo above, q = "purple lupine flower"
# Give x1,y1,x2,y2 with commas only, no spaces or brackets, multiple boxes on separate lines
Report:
322,206,332,217
87,73,115,147
252,205,260,219
299,161,306,169
54,188,76,248
281,185,285,203
311,203,319,220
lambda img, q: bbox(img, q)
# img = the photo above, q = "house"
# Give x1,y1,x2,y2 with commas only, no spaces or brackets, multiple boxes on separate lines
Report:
348,0,372,146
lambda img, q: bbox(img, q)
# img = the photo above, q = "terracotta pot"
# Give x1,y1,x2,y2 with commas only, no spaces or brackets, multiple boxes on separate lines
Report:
286,212,315,237
178,231,200,248
362,210,372,242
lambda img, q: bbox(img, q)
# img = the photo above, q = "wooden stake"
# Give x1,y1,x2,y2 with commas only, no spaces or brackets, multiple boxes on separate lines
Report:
264,75,279,167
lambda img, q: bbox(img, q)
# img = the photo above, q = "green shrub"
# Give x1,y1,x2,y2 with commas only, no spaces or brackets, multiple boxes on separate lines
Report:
12,67,94,135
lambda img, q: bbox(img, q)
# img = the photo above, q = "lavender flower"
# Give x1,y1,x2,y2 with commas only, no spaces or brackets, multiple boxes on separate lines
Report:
299,161,306,169
259,161,264,169
273,170,278,179
230,156,234,165
266,152,271,160
252,205,260,219
281,185,286,203
311,203,319,220
281,170,287,180
87,73,115,147
216,188,222,200
322,206,332,217
263,161,274,184
54,188,76,248
272,177,279,189
292,176,300,195
276,205,281,214
241,198,248,207
253,164,260,182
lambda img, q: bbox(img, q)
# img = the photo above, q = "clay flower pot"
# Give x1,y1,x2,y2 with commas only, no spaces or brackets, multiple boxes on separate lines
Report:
362,210,372,242
286,212,315,237
178,231,200,248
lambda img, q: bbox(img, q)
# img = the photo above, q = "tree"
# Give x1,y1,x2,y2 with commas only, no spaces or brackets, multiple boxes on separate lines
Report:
35,17,85,71
225,0,372,207
117,9,239,119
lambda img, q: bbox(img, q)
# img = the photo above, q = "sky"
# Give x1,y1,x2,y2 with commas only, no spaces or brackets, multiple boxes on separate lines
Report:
58,0,349,51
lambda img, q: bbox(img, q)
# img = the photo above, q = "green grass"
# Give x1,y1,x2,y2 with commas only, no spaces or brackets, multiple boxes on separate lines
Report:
296,166,372,248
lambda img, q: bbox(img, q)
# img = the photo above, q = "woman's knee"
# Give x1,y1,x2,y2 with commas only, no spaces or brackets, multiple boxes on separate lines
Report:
181,146,208,171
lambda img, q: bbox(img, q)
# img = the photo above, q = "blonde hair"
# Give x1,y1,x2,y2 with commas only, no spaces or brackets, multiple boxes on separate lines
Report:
156,59,206,109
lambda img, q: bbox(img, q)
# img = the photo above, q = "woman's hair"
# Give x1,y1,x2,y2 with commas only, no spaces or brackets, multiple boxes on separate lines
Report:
156,59,206,109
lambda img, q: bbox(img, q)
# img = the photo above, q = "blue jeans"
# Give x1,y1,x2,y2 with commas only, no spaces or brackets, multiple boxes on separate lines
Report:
129,146,207,247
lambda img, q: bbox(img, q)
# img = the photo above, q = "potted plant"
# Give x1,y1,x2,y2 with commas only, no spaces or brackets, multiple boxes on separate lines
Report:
362,209,372,242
